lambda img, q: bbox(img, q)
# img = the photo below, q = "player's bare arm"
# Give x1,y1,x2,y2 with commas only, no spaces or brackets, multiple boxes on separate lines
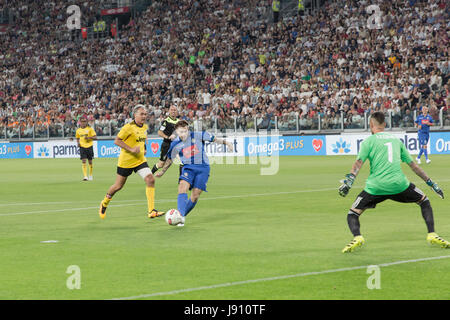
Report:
350,159,364,177
408,161,430,182
86,135,97,141
154,158,173,178
408,162,444,199
158,130,174,140
213,137,234,152
338,159,364,197
114,136,140,155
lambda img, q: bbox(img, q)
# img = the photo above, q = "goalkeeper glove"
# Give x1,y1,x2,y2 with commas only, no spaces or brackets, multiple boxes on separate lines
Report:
339,173,356,197
426,179,444,199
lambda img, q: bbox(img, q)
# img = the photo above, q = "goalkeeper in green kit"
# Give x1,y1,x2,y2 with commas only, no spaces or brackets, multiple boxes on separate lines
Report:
338,112,448,253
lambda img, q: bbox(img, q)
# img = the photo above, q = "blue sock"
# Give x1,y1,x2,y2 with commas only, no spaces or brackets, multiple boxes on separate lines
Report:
424,148,428,160
185,199,197,216
177,193,188,216
418,148,423,159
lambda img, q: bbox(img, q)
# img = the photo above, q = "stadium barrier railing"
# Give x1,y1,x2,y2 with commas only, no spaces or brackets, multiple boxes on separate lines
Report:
1,109,448,142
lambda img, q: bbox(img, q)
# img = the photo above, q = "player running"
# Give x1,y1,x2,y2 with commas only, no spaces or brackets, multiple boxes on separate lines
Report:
151,105,179,174
76,117,97,181
154,120,233,226
99,105,164,220
415,106,434,164
338,112,448,253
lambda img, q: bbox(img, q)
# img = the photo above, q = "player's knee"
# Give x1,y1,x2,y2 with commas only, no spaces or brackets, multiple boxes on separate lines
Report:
349,208,363,216
191,189,203,202
417,196,430,206
178,180,190,193
145,174,155,187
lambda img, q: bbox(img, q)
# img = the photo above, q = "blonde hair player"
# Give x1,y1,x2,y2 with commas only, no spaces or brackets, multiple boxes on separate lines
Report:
99,105,164,219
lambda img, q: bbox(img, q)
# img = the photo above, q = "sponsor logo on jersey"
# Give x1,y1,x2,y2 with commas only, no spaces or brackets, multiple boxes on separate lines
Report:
182,145,200,158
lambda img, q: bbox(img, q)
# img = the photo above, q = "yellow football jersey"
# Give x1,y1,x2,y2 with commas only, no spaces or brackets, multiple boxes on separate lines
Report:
76,126,96,148
117,121,148,168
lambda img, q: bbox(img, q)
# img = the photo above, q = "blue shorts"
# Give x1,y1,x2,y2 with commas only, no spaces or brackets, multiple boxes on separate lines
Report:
418,133,429,146
179,165,210,192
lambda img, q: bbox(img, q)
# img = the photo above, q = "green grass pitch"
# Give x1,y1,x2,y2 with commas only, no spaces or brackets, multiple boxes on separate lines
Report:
0,155,449,300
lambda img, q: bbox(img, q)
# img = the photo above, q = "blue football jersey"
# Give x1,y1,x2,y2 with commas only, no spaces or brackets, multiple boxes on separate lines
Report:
167,131,215,167
415,114,433,134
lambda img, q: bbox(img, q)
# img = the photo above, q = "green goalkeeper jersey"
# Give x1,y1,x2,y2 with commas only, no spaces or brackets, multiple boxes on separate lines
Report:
357,132,413,195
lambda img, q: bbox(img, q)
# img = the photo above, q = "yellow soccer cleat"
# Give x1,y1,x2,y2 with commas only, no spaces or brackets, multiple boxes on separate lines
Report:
148,209,165,219
99,201,107,219
342,235,365,253
427,233,450,248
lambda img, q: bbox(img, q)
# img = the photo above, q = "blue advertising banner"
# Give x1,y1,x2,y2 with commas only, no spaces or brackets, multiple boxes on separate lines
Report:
96,140,121,158
245,135,326,156
430,132,450,154
147,138,163,158
0,142,33,159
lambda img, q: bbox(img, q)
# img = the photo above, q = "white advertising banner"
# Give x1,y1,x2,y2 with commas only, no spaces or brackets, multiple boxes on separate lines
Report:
326,132,430,156
34,140,98,158
204,136,245,157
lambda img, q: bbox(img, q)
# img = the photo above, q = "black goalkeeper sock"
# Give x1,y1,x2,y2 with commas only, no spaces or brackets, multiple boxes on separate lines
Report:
151,164,159,174
347,210,361,237
420,198,435,233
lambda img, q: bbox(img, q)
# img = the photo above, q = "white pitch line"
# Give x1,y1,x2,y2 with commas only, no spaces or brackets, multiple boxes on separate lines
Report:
0,187,337,207
0,199,144,207
1,177,449,208
0,202,144,216
0,188,337,217
109,254,450,300
1,175,449,216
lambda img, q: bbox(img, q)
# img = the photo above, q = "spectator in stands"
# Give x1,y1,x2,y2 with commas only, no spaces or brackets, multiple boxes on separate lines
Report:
0,0,449,140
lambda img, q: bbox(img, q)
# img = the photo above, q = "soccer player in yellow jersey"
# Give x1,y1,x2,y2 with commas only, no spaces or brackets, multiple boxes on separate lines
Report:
99,105,164,219
76,117,97,181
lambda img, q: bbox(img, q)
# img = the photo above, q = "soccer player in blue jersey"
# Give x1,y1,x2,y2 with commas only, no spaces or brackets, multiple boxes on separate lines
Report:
155,120,234,226
415,106,434,164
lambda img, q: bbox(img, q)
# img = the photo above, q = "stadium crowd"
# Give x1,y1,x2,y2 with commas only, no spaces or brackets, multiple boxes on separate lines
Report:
0,0,449,140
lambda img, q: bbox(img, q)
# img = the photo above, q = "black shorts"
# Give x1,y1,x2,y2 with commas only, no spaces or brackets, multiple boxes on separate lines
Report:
80,146,94,160
351,183,425,211
159,140,171,161
117,162,149,177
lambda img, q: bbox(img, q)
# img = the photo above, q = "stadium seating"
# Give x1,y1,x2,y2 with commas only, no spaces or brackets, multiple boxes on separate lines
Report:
0,0,448,140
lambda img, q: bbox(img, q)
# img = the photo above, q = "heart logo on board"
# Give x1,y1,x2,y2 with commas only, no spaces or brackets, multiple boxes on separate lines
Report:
151,142,159,154
312,139,323,152
25,145,32,156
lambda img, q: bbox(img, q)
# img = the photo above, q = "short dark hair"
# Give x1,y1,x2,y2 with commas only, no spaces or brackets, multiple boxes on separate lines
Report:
370,112,385,125
174,120,189,129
